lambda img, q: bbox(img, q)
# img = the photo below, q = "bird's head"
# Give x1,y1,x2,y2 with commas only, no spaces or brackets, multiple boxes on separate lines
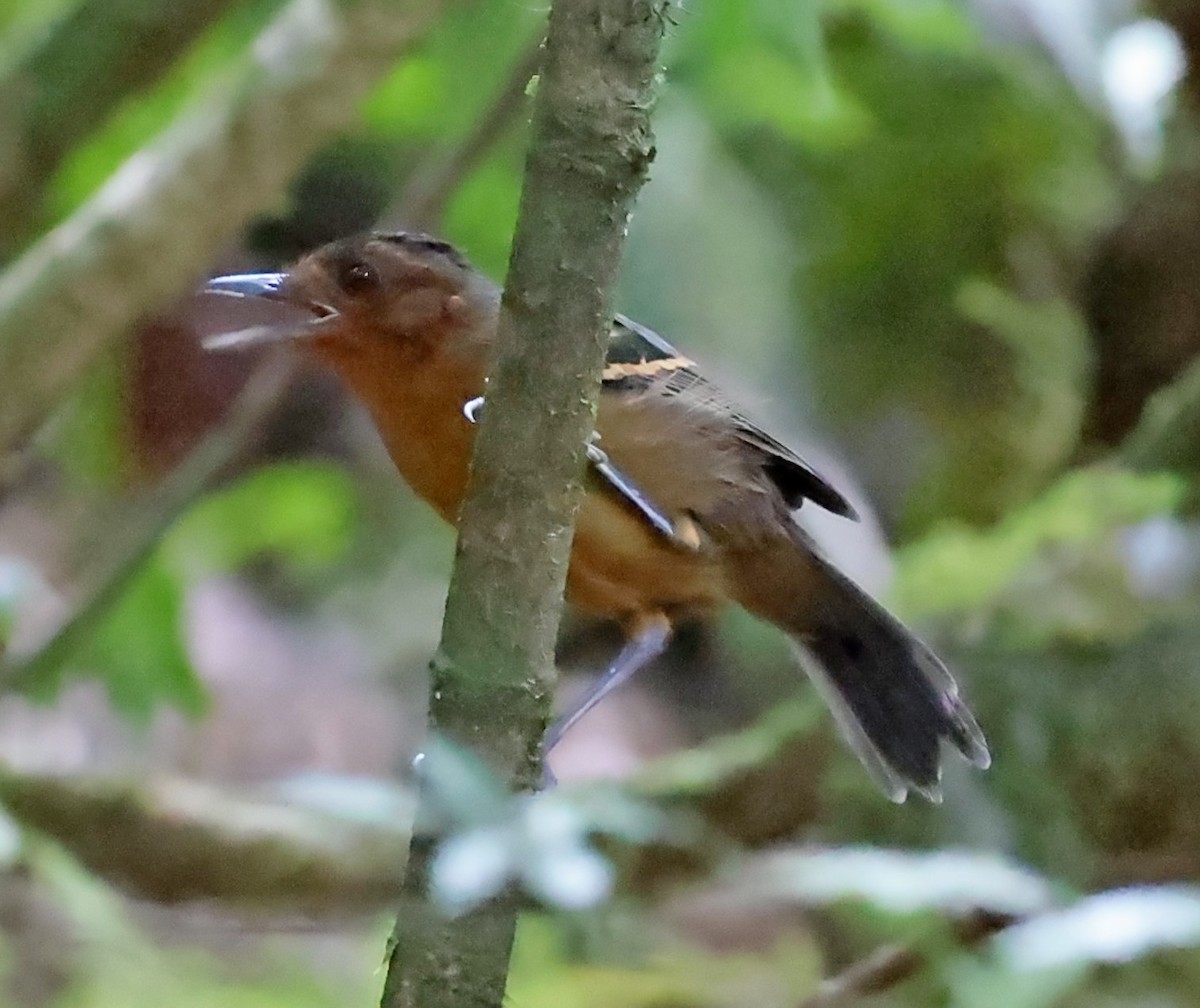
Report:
202,232,499,364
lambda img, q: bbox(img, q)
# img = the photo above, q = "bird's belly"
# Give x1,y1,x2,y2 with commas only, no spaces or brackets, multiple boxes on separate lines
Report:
566,490,723,621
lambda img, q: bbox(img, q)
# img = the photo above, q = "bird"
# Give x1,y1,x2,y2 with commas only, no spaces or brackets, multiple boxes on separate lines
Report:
203,231,990,802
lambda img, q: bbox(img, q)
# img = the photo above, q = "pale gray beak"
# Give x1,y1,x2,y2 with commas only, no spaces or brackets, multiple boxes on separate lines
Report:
204,272,289,300
200,272,337,351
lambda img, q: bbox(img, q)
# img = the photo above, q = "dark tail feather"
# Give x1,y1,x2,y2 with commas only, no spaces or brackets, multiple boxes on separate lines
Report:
727,533,989,803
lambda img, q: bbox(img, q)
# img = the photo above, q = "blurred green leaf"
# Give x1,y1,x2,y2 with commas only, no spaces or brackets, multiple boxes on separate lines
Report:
364,0,537,143
0,0,74,63
413,732,512,834
432,824,517,915
683,0,1116,528
996,886,1200,970
429,790,622,916
728,846,1054,918
508,912,822,1008
675,0,854,148
165,461,359,579
275,772,416,828
827,0,980,54
945,956,1086,1008
953,278,1091,520
43,346,127,489
63,553,205,719
702,44,860,146
521,842,614,913
48,0,284,218
936,614,1200,889
13,462,359,718
893,466,1184,623
423,742,682,915
443,142,524,276
362,53,445,140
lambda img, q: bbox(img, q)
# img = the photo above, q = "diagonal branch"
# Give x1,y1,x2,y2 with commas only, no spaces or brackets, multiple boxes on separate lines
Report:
0,0,451,459
797,910,1016,1008
384,35,544,232
0,764,412,916
0,0,244,259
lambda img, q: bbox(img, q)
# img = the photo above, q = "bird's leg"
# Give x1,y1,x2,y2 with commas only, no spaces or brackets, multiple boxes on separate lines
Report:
462,396,701,551
544,613,673,753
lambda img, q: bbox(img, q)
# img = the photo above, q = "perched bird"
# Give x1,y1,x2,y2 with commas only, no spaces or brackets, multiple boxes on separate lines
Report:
204,231,989,802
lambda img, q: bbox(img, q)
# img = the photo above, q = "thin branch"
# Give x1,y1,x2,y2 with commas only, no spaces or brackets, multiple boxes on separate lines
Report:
797,910,1016,1008
384,34,544,232
0,0,244,259
0,0,448,458
0,765,411,916
0,356,298,694
0,700,825,921
0,706,820,919
381,0,671,1005
800,942,922,1008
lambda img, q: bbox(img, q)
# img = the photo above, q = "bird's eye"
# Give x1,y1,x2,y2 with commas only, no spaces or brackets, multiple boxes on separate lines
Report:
338,260,378,295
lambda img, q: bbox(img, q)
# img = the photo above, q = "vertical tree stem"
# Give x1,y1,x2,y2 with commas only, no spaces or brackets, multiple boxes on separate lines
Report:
380,1,671,1006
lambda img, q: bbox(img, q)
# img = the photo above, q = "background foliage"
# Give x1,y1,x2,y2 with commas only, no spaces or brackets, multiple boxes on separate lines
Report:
1,0,1199,1004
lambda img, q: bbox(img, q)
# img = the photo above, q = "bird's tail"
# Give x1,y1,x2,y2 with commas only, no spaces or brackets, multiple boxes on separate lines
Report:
726,528,990,802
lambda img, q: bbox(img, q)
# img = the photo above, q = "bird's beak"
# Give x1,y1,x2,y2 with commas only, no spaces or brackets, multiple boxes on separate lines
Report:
200,271,338,351
204,272,289,300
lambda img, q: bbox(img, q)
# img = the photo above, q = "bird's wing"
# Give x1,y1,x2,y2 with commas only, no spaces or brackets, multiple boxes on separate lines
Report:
604,314,857,519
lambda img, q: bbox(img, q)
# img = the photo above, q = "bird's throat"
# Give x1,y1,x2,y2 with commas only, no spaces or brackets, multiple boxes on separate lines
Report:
312,336,482,525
